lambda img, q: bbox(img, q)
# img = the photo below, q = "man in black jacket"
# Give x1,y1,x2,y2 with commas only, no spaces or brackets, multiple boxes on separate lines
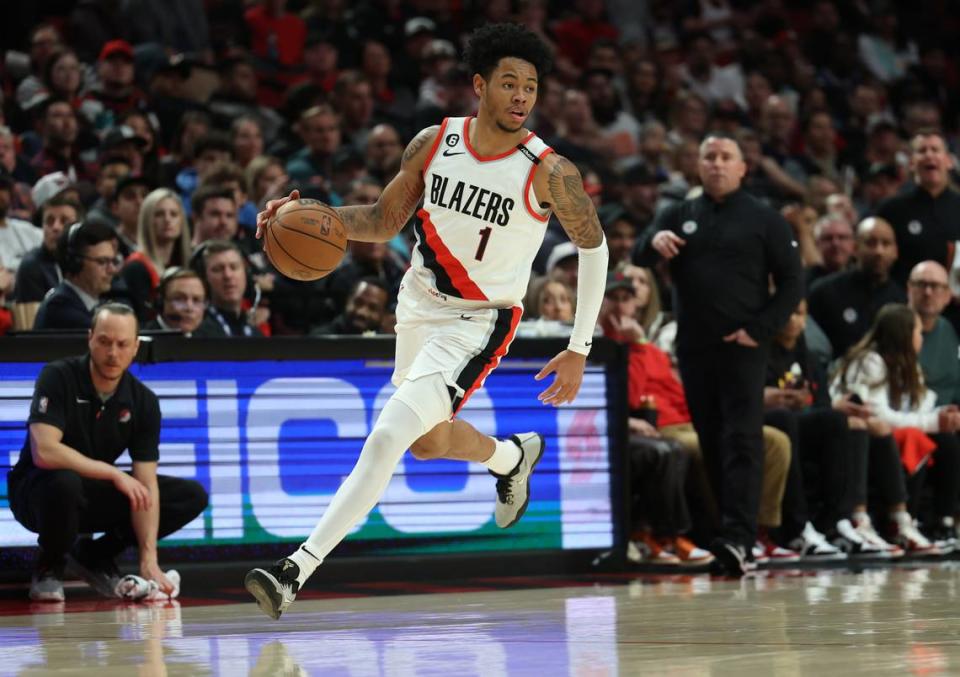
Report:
635,134,803,575
33,220,120,331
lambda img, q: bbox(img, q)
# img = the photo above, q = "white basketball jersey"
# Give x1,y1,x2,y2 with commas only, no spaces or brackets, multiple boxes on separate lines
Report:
409,116,554,309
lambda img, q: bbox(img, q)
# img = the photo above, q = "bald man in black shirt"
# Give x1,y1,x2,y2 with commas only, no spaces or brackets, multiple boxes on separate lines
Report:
636,134,803,576
7,303,207,601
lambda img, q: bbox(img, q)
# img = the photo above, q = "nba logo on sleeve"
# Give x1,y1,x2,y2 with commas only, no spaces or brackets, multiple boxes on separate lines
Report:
38,397,48,414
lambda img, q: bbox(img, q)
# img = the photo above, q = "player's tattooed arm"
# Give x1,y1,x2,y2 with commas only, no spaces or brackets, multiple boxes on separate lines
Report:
537,154,604,248
338,126,439,242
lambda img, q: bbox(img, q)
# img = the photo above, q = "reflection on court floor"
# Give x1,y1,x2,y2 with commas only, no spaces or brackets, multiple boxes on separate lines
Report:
2,564,960,675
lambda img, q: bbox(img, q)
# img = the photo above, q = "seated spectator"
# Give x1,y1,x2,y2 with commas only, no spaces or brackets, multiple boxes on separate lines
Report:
15,23,63,109
762,300,869,559
807,213,855,288
144,267,221,337
121,189,192,320
30,98,96,183
615,264,675,354
808,216,906,357
876,130,960,287
857,162,902,216
176,133,234,217
34,221,120,330
286,105,341,186
0,125,37,219
517,277,575,338
107,176,151,258
195,240,263,338
600,205,636,267
13,195,82,330
209,57,284,147
197,162,258,234
364,124,403,186
323,237,405,322
99,126,147,177
545,241,579,292
0,175,43,290
86,156,132,227
232,116,265,169
831,303,958,555
88,40,145,120
245,155,289,210
309,278,390,336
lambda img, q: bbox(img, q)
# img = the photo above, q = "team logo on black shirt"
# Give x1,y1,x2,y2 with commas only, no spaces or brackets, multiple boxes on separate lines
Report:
682,220,698,235
119,408,131,423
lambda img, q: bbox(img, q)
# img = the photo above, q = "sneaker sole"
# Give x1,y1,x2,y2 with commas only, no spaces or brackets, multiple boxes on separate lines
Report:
499,433,545,529
245,569,283,620
709,541,747,577
29,590,65,602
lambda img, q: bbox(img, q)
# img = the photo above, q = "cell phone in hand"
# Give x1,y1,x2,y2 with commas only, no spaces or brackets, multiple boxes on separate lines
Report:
849,394,864,405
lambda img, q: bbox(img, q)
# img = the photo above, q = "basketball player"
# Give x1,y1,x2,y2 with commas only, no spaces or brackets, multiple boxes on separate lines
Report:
245,24,608,619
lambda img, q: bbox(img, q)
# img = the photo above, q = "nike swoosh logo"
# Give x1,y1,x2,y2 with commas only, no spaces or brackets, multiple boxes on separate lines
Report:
584,341,592,346
443,150,465,157
459,314,473,321
76,397,90,404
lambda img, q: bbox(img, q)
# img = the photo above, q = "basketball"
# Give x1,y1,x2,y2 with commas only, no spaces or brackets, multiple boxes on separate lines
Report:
263,198,348,281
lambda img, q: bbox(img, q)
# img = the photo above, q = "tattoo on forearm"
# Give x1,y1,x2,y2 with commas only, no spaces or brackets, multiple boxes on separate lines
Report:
548,157,603,248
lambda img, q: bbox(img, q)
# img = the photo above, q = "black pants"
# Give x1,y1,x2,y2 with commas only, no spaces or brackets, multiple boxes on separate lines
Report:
8,466,208,567
867,435,908,509
678,342,768,549
909,432,960,519
764,407,860,538
628,434,692,537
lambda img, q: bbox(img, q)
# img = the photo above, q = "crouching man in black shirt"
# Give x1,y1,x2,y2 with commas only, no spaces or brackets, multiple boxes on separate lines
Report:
7,303,208,601
635,134,803,576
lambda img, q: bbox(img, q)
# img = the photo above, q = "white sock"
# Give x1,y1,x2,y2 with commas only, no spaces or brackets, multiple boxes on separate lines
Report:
483,437,521,476
293,397,430,586
287,546,323,587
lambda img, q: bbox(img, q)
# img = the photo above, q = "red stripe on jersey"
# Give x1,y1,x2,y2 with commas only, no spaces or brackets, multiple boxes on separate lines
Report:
418,209,489,301
523,147,554,222
421,118,449,177
462,117,536,162
453,307,523,415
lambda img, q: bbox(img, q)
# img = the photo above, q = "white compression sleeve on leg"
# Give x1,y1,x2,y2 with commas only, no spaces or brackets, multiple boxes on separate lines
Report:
567,236,608,356
293,374,453,584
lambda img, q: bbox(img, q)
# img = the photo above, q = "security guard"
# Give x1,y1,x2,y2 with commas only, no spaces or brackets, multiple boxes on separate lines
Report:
635,134,803,576
7,303,207,601
876,130,960,287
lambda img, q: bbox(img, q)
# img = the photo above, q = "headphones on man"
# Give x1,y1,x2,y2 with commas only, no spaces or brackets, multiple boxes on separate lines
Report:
62,221,86,276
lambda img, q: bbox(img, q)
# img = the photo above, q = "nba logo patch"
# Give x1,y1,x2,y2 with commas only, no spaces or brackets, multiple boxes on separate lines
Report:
118,408,131,423
38,397,48,414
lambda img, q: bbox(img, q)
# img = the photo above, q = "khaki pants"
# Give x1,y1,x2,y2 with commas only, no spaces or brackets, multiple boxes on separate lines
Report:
660,422,790,528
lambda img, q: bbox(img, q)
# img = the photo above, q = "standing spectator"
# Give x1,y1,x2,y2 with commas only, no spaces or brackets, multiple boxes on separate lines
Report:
636,134,804,576
121,189,191,320
34,221,120,331
13,195,82,330
808,217,906,357
876,131,960,287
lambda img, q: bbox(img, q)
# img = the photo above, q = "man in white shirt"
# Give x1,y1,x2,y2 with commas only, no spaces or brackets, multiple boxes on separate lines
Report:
0,174,43,297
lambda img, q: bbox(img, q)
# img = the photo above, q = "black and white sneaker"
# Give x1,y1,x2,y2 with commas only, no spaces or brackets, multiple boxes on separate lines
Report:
67,539,122,598
245,559,301,620
709,538,756,577
490,433,545,529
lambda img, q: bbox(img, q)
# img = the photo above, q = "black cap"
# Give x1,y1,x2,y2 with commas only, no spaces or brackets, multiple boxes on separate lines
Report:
865,162,899,181
605,271,635,295
112,175,152,201
101,125,147,151
622,163,665,186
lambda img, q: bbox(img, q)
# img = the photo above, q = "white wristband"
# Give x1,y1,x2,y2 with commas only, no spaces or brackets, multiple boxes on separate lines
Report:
567,236,608,356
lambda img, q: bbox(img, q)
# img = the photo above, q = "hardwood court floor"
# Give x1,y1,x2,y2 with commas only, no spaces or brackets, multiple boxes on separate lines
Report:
2,563,960,675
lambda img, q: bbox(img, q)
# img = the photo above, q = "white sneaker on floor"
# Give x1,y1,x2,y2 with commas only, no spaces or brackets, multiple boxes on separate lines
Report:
853,514,903,558
789,522,846,561
492,432,545,529
834,518,885,556
892,515,941,557
30,567,65,602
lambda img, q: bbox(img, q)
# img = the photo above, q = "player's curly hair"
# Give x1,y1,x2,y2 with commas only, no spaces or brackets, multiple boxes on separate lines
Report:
464,23,553,81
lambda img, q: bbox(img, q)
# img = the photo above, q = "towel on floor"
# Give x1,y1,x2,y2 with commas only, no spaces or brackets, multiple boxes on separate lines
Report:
115,569,181,601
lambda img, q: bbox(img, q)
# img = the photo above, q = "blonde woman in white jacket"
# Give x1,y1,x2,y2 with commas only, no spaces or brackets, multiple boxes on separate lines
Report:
831,303,960,556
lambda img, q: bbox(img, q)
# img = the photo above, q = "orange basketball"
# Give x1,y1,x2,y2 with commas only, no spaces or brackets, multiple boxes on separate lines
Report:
263,198,348,281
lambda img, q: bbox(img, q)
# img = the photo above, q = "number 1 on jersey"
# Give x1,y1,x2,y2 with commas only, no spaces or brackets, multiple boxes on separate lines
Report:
475,226,492,261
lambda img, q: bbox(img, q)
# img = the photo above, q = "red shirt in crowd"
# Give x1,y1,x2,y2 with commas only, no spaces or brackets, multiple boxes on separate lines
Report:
626,342,691,428
244,4,307,67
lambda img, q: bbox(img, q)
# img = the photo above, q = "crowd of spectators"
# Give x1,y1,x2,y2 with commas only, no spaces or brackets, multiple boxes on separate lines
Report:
4,0,960,567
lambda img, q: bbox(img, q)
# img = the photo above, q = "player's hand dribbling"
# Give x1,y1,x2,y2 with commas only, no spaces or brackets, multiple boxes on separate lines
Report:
652,230,686,259
112,470,151,511
255,188,300,240
536,350,587,406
